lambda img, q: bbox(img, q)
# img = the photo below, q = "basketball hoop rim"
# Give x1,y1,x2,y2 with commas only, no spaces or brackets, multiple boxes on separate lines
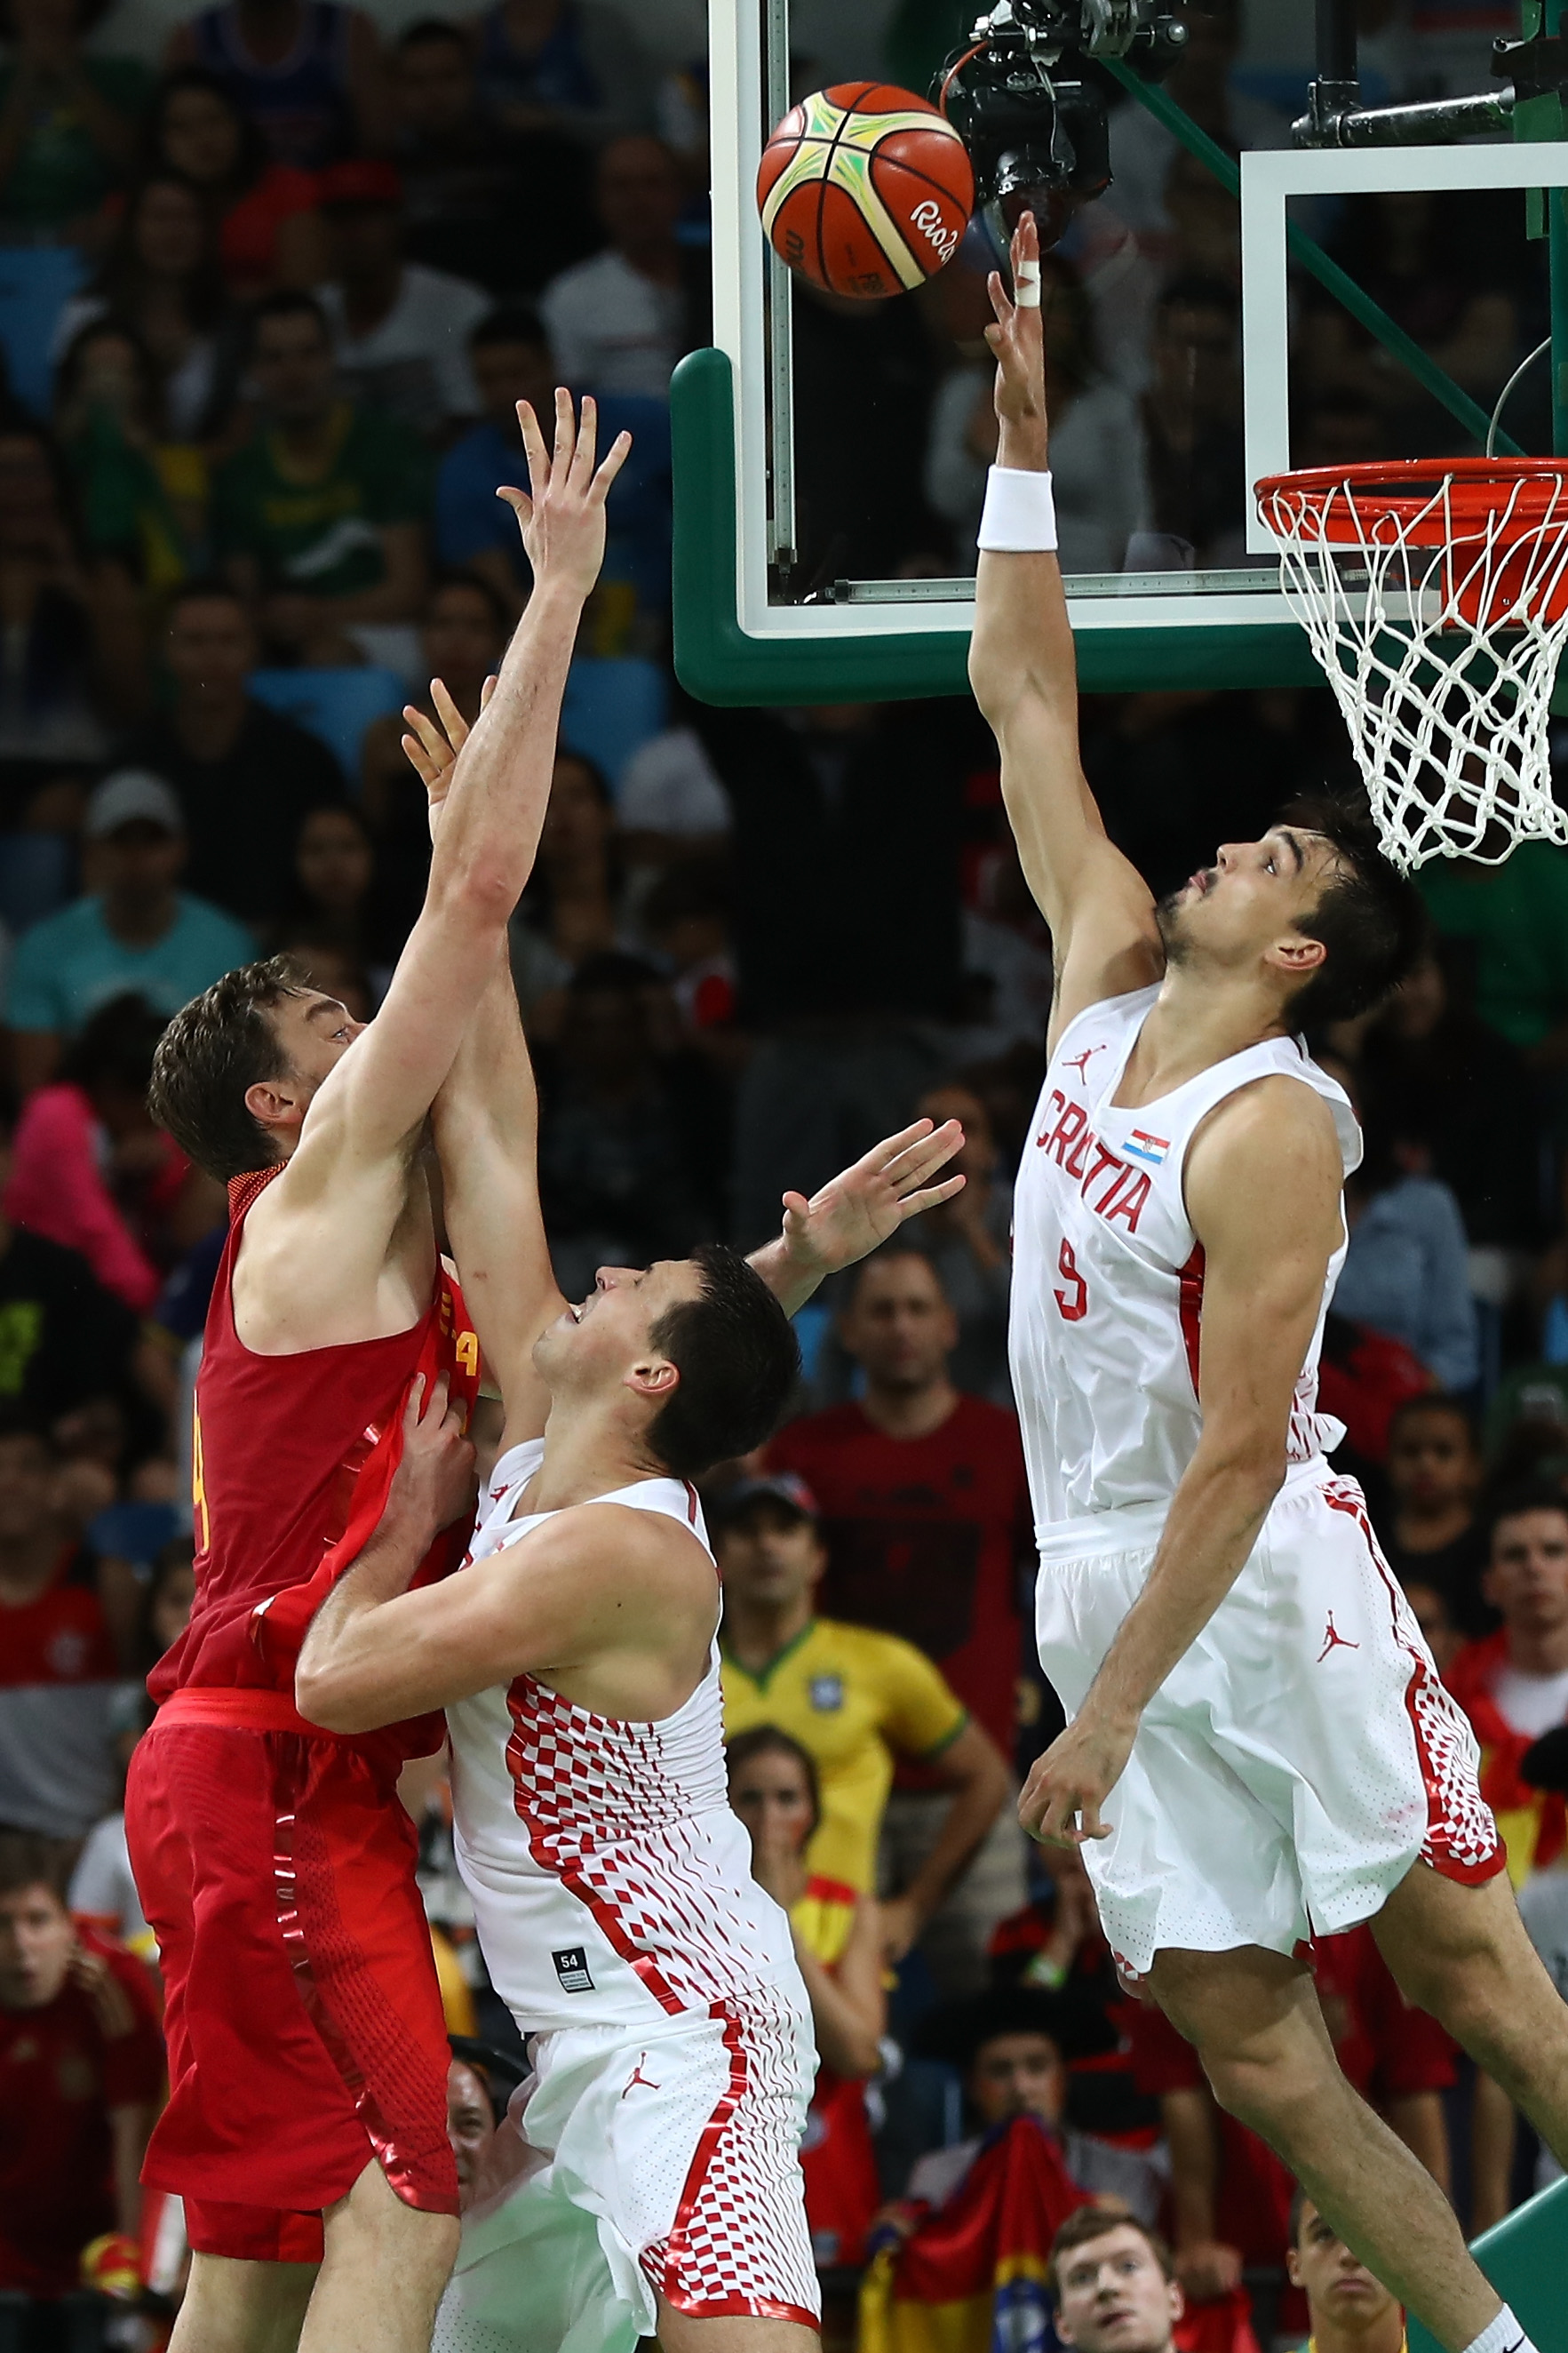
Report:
1255,455,1568,547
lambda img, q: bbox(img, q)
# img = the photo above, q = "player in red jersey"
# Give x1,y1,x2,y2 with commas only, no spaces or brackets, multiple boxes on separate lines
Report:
125,393,630,2353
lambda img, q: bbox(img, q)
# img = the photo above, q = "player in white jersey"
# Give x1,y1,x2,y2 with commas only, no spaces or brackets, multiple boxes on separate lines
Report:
973,211,1568,2353
290,774,965,2350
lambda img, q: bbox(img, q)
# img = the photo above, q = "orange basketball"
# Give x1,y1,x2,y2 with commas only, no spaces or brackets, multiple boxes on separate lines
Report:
757,82,975,300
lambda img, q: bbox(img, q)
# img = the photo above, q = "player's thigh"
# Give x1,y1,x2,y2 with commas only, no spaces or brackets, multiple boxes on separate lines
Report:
653,2299,821,2353
1373,1856,1559,2040
171,2252,319,2353
1147,1942,1338,2118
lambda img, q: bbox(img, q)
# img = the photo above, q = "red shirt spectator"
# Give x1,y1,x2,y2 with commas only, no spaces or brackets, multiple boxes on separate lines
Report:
1445,1484,1568,1881
768,1247,1031,1772
0,1838,163,2300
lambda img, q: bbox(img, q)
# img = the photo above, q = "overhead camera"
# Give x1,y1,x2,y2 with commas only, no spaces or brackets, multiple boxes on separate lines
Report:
940,0,1189,251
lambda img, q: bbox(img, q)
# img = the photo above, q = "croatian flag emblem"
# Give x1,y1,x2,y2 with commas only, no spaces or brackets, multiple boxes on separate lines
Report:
1125,1130,1170,1167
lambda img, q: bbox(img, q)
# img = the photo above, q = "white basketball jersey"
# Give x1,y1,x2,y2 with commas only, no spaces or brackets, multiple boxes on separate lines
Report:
446,1442,807,2038
1009,985,1361,1530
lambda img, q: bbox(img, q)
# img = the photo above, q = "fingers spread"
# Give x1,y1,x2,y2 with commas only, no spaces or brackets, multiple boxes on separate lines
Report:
592,427,634,502
431,675,468,748
552,383,575,475
570,392,597,483
517,396,549,495
896,1176,967,1219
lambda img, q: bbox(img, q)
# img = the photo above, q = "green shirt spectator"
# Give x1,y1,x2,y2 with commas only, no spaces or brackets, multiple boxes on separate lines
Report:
214,288,428,666
1419,842,1568,1057
0,2,146,235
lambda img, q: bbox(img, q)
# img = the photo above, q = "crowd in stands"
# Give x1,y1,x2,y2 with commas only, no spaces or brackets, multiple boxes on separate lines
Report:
0,0,1564,2348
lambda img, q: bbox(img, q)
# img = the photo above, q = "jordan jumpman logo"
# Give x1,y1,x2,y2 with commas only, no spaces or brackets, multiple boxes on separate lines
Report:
1063,1045,1105,1081
622,2054,660,2097
1317,1612,1361,1663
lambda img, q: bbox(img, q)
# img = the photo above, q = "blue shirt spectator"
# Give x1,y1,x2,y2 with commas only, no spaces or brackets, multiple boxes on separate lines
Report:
1333,1173,1480,1395
5,773,253,1095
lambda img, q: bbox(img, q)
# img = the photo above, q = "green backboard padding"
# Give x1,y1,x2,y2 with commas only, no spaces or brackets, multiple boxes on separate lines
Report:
670,349,1321,705
1407,2174,1568,2353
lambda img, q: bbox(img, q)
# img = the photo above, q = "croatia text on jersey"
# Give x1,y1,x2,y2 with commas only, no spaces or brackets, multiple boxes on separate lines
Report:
1034,1090,1152,1233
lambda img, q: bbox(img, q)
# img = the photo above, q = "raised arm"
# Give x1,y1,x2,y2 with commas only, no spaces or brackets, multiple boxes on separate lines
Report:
967,213,1161,1052
280,396,628,1193
1019,1075,1345,1846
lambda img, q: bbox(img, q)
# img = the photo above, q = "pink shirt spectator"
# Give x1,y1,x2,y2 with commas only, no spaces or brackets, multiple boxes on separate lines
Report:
4,1085,163,1313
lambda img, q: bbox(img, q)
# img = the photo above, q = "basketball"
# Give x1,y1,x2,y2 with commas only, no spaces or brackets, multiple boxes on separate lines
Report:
757,82,975,300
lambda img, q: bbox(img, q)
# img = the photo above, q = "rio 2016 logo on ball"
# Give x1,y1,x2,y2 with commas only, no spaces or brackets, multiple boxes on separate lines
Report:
758,82,975,300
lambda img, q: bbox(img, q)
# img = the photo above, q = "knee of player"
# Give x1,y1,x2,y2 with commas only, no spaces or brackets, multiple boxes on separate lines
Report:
1198,2041,1331,2137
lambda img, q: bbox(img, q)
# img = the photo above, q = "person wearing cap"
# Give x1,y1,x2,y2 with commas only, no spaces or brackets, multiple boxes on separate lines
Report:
715,1472,1010,1957
1285,2190,1407,2353
314,158,490,446
896,1986,1164,2222
213,288,429,666
4,771,253,1096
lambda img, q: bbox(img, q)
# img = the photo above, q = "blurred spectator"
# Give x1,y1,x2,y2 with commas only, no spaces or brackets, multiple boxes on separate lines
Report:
53,318,201,610
693,700,968,1243
510,746,628,1024
1355,940,1541,1249
1048,2209,1187,2353
640,853,736,1043
0,424,110,768
271,802,391,995
714,1475,1009,1934
957,840,1055,1060
1517,1726,1568,2194
540,134,700,399
1285,2193,1405,2353
768,1248,1031,1992
792,283,943,585
903,1989,1162,2220
394,18,595,297
1446,1483,1568,1883
4,992,205,1311
132,1525,193,1672
0,1149,143,1429
1323,1056,1479,1395
146,62,324,298
1403,1578,1463,1676
5,769,252,1091
54,169,240,441
615,715,730,865
534,951,727,1296
469,0,653,149
1377,1393,1489,1638
269,932,370,1020
1140,277,1246,566
1105,0,1285,237
0,1833,162,2306
314,157,490,444
1314,1310,1432,1474
68,1687,153,1951
902,1081,1014,1406
215,289,429,665
726,1725,884,2272
168,0,388,171
1418,842,1568,1073
0,0,146,238
435,304,553,611
118,576,345,925
0,1412,125,1840
925,256,1147,575
362,570,508,929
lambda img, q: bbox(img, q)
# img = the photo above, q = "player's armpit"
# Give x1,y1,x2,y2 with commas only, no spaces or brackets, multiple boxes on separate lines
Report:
298,1504,714,1731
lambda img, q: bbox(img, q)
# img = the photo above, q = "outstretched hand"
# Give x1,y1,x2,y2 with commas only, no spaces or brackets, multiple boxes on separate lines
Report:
497,388,631,598
778,1118,966,1284
984,211,1048,462
401,674,497,836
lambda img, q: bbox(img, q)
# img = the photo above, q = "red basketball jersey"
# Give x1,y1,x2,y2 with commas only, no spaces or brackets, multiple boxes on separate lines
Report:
150,1167,482,1768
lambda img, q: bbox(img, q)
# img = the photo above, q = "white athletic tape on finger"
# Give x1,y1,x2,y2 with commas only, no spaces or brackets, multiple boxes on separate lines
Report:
1014,259,1041,308
978,467,1057,552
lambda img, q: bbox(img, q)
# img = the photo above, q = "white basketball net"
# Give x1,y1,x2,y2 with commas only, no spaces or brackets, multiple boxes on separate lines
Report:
1261,469,1568,873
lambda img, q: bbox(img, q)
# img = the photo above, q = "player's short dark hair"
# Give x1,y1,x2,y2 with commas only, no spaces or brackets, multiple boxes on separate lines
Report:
471,302,549,353
1277,794,1429,1027
0,1831,71,1904
645,1245,800,1480
1487,1480,1568,1551
1048,2201,1174,2293
148,954,307,1183
724,1724,822,1837
249,288,330,353
1387,1392,1478,1448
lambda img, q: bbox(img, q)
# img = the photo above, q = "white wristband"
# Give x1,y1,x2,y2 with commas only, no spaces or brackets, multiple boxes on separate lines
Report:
977,466,1057,553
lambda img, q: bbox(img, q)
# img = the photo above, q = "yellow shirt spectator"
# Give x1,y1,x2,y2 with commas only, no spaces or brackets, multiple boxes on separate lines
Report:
722,1616,967,1891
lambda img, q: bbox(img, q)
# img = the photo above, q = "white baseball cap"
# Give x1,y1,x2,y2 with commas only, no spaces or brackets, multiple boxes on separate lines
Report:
84,770,185,840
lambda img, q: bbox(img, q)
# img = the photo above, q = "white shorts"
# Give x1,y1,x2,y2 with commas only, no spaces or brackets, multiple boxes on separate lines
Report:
1035,1464,1504,1980
433,2007,821,2352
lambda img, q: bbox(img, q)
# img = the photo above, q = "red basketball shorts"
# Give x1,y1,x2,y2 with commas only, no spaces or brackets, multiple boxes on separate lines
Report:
126,1690,458,2261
